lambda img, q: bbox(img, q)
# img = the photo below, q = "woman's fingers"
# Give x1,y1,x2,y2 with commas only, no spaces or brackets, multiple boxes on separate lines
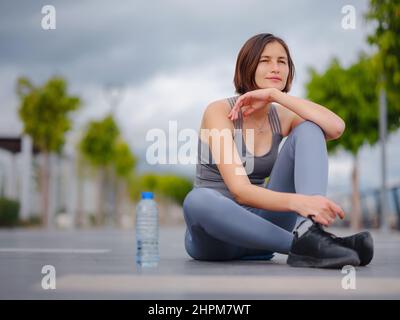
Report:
229,102,240,120
326,208,336,220
326,216,334,226
228,99,245,120
320,205,336,224
330,202,345,220
306,198,344,227
233,98,243,114
231,90,271,120
228,108,238,120
243,107,255,117
316,215,329,226
229,90,270,120
308,213,328,226
324,201,343,221
237,94,248,107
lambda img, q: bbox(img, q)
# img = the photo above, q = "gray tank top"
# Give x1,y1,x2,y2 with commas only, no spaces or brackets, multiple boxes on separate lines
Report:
194,95,284,200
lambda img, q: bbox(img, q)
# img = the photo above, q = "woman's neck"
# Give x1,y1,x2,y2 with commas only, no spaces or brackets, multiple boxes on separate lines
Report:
246,102,272,121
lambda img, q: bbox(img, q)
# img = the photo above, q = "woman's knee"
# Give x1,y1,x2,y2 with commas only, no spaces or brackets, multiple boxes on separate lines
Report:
183,188,213,212
183,188,220,223
289,121,327,148
292,120,324,138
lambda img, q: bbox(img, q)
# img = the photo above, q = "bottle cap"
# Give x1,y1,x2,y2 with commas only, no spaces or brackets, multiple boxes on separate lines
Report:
141,191,154,199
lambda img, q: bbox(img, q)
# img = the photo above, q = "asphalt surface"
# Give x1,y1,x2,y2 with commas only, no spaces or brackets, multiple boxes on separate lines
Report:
0,226,399,299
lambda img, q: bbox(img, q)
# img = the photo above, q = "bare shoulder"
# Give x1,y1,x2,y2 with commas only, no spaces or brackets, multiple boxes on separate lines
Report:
201,98,233,129
204,98,231,117
199,98,235,143
272,102,295,137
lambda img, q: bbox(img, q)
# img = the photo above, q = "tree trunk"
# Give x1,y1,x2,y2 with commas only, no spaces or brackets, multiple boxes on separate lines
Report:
75,158,85,228
41,152,50,228
96,168,106,226
350,152,363,230
108,168,117,226
75,177,84,227
115,179,123,228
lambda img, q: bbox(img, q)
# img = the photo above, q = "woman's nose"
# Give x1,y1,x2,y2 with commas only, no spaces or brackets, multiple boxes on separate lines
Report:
270,61,280,72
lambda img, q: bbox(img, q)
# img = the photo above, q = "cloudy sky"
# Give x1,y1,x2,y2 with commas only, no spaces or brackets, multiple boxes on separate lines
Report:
1,0,399,197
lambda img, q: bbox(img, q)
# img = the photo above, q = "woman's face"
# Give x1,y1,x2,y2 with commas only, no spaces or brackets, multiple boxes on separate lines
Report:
254,41,289,91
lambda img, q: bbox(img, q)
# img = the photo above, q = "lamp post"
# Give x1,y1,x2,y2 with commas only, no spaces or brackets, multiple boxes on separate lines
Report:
104,84,125,115
103,84,125,227
379,77,389,232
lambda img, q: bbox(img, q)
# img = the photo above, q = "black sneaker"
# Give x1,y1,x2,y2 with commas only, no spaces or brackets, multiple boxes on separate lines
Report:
321,230,374,266
287,220,360,269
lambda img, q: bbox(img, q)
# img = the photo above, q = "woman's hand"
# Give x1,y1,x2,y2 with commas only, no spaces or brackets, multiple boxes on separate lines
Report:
290,194,345,227
228,88,279,120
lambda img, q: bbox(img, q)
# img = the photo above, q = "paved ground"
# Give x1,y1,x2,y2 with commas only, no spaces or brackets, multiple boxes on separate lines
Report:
0,226,399,299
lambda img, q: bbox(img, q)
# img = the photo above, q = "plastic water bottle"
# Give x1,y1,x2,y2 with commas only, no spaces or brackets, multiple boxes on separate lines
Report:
135,191,160,267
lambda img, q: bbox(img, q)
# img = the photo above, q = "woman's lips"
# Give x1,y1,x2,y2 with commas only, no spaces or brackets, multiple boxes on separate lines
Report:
266,78,281,82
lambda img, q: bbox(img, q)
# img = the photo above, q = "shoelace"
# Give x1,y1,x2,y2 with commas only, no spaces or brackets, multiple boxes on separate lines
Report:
308,216,338,239
312,224,338,245
315,223,340,239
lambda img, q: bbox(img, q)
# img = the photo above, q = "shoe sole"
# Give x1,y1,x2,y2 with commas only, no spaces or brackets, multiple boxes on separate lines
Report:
287,253,360,269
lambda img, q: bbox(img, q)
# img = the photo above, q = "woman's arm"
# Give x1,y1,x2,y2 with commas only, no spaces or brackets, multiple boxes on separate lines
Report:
236,184,344,226
203,100,297,212
271,89,345,140
203,100,344,226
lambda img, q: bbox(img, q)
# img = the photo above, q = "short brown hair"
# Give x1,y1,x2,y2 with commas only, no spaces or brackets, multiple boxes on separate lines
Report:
233,33,295,94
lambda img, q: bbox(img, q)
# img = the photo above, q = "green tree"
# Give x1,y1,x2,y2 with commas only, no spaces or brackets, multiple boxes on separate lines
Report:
365,0,400,227
79,115,137,226
306,54,400,229
17,76,80,227
114,140,137,177
113,140,137,226
129,173,159,203
79,115,119,225
366,0,400,97
157,175,193,205
129,172,192,205
79,115,119,167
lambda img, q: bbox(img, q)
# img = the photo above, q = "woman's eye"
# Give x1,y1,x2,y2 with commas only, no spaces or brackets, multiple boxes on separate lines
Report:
259,60,285,64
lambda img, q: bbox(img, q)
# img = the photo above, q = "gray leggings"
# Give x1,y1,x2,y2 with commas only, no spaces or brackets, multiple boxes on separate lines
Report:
182,120,329,260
